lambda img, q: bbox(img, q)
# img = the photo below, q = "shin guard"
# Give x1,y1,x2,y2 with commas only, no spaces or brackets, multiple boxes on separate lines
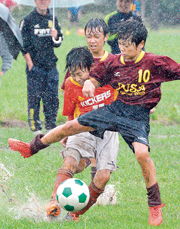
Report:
147,182,162,206
51,168,74,201
77,181,104,215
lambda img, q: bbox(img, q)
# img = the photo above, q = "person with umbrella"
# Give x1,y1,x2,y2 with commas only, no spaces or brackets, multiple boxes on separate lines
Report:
20,0,63,135
0,3,23,88
0,31,13,88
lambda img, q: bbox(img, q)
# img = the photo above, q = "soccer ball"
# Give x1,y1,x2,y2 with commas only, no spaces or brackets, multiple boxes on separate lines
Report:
56,178,90,212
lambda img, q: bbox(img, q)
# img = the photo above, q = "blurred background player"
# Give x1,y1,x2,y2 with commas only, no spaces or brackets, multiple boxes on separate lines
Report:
67,6,82,33
0,31,13,88
20,0,63,135
105,0,142,54
130,0,141,16
46,46,119,220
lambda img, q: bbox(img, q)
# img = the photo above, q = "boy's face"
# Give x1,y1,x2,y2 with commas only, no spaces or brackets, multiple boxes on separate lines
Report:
118,39,144,61
69,67,90,86
116,0,133,13
85,27,108,56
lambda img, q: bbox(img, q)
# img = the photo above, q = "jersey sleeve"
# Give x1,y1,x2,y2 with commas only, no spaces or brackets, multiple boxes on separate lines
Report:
62,79,76,118
19,18,32,55
153,56,180,81
89,60,114,87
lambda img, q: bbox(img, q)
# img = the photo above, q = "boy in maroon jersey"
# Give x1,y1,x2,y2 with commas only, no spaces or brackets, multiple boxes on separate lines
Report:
8,20,180,226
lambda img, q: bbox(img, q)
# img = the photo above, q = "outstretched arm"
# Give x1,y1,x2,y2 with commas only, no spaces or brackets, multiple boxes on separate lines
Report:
82,78,100,98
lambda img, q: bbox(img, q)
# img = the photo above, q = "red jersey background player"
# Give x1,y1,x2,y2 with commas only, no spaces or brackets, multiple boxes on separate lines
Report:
61,18,118,183
47,47,119,219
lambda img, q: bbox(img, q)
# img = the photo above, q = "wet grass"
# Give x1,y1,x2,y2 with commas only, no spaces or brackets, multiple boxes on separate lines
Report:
0,123,180,228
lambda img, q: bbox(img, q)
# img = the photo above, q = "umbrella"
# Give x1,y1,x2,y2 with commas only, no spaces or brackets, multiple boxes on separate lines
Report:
0,4,23,59
14,0,95,8
14,0,95,28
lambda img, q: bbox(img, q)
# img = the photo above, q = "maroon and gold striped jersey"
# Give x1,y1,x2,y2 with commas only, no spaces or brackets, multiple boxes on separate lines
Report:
90,51,180,109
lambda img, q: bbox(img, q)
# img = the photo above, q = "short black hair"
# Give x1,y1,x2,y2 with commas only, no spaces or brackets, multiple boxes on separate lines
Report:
84,18,109,36
65,46,94,72
117,20,148,46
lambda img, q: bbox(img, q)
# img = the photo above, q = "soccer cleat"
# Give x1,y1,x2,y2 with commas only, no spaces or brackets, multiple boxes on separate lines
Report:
46,200,61,217
65,212,79,222
8,138,32,158
149,204,166,226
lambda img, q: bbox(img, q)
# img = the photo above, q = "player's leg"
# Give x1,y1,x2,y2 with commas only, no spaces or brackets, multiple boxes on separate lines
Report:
75,158,97,179
47,133,96,217
66,131,119,221
74,158,86,173
46,153,80,217
43,119,94,145
89,158,97,180
8,119,94,158
133,142,156,187
74,158,93,174
66,169,110,222
133,142,165,226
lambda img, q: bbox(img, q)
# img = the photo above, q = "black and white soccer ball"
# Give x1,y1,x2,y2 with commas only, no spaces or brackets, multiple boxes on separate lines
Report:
56,178,90,212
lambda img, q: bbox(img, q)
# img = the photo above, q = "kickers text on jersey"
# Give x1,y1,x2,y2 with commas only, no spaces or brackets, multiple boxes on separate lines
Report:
80,90,111,107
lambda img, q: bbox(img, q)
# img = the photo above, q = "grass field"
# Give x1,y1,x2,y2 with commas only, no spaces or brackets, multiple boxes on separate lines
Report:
0,25,180,228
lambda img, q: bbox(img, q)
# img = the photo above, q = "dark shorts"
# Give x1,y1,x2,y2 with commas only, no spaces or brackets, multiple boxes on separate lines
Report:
77,100,150,152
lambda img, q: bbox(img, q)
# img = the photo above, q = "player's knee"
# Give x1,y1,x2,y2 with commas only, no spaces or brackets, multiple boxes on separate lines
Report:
62,156,79,173
134,144,149,163
75,159,86,174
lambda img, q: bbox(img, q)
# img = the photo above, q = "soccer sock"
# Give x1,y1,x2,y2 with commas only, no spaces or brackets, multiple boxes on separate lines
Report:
146,182,162,206
50,168,74,202
76,181,104,215
30,134,48,154
85,158,91,168
91,167,97,180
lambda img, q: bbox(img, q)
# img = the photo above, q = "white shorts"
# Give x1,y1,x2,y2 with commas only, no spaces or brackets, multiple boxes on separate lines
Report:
60,131,119,172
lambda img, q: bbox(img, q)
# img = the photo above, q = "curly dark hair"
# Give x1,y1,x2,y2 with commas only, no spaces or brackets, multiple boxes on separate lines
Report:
65,46,94,72
117,20,148,46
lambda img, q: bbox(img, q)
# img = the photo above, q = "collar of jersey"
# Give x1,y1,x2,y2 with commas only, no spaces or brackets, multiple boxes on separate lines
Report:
120,50,145,65
70,77,83,87
100,50,109,62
